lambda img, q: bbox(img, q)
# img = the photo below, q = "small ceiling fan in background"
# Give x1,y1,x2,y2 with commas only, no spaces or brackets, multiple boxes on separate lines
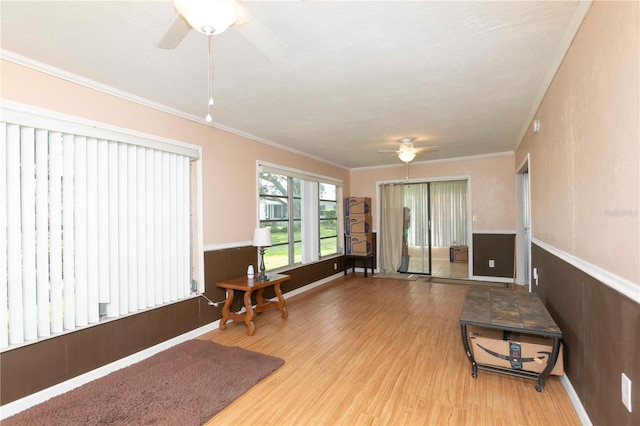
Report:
378,137,439,164
378,137,439,179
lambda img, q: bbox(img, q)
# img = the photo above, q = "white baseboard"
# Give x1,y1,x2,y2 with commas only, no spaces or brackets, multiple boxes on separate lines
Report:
283,272,344,299
0,321,220,420
561,374,592,425
471,275,515,284
0,273,342,420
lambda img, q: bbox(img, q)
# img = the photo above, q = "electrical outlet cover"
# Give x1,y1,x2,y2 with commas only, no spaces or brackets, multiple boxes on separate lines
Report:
622,372,632,412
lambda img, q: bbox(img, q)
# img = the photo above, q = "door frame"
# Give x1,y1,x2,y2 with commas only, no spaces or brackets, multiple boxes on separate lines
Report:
515,154,531,289
376,175,472,278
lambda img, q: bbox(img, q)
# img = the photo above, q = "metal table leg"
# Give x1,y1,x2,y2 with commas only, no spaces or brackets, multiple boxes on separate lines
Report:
535,336,561,392
460,324,477,378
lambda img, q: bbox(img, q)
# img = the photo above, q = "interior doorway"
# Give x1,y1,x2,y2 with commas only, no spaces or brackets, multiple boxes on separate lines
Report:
516,155,531,290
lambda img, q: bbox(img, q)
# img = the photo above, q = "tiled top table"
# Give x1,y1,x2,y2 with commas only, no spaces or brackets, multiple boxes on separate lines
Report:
459,287,562,392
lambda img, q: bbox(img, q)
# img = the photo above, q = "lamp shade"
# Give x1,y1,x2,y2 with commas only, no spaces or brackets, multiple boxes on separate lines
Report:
174,0,238,35
398,150,416,163
253,228,272,247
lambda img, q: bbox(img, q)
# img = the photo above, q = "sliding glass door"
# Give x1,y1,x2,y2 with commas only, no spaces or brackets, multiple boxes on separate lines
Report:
402,183,432,274
400,180,468,276
379,179,468,276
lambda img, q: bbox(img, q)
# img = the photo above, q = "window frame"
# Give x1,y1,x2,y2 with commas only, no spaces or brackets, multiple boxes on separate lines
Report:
318,183,338,258
258,174,301,268
257,162,343,271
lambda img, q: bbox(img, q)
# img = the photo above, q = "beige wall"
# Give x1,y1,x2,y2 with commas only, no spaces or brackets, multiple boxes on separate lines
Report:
1,60,349,246
349,153,516,232
515,0,639,285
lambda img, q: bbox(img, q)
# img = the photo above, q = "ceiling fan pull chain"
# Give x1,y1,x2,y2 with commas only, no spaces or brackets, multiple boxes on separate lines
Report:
205,34,214,122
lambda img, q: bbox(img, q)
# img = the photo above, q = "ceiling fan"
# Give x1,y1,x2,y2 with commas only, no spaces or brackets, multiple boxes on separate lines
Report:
155,0,286,60
378,137,439,163
156,0,286,122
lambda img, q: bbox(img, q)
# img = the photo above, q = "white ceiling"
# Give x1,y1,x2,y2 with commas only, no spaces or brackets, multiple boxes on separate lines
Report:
0,1,590,169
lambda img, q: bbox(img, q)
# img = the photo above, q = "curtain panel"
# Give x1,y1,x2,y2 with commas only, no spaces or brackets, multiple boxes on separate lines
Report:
430,180,467,246
379,183,405,273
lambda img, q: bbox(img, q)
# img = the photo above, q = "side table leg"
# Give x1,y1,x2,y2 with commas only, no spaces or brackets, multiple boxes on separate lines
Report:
255,288,266,313
274,282,288,319
243,290,256,336
535,336,562,392
460,324,477,378
219,289,234,330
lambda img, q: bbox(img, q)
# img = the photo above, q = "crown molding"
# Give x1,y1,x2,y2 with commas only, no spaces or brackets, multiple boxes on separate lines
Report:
1,50,349,171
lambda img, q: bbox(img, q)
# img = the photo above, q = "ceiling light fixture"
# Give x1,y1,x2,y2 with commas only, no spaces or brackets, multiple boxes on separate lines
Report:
397,138,417,163
398,150,416,163
174,0,238,36
173,0,240,122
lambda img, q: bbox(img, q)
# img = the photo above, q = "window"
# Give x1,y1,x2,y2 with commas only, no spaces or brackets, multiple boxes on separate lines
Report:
258,163,343,270
319,183,338,257
1,103,203,350
258,173,301,269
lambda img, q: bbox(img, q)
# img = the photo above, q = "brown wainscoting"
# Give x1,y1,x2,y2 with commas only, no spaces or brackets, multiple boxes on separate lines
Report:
0,297,204,405
204,245,344,311
204,245,257,314
1,247,344,407
532,243,639,426
472,233,515,278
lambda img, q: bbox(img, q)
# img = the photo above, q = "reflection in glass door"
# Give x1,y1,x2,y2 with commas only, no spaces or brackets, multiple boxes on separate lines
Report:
402,183,432,274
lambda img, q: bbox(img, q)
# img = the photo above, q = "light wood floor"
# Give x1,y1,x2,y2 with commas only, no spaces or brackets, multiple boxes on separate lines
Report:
199,274,580,425
430,258,468,279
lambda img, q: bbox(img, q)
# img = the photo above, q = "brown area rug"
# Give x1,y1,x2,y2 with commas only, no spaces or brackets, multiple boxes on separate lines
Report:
3,339,284,426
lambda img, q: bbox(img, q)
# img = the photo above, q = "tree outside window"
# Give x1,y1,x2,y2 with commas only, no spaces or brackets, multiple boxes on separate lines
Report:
259,172,338,270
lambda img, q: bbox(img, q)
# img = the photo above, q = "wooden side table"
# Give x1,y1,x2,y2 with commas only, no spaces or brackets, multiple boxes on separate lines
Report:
216,273,290,336
344,254,375,277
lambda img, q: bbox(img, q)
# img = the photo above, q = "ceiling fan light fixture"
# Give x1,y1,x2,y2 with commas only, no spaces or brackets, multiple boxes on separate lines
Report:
398,150,416,163
174,0,238,36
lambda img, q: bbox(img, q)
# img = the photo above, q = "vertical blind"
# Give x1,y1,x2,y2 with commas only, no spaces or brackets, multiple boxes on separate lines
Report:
1,122,193,349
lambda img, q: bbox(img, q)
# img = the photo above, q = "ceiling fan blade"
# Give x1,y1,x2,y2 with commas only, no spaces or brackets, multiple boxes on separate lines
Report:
236,16,287,60
156,14,191,50
377,149,398,153
416,146,439,153
234,1,252,26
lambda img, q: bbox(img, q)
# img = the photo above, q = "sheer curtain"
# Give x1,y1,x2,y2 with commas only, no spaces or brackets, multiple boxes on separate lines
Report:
430,180,467,246
379,183,405,273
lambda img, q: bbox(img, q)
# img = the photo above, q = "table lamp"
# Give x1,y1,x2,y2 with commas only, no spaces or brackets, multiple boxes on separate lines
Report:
253,228,272,282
